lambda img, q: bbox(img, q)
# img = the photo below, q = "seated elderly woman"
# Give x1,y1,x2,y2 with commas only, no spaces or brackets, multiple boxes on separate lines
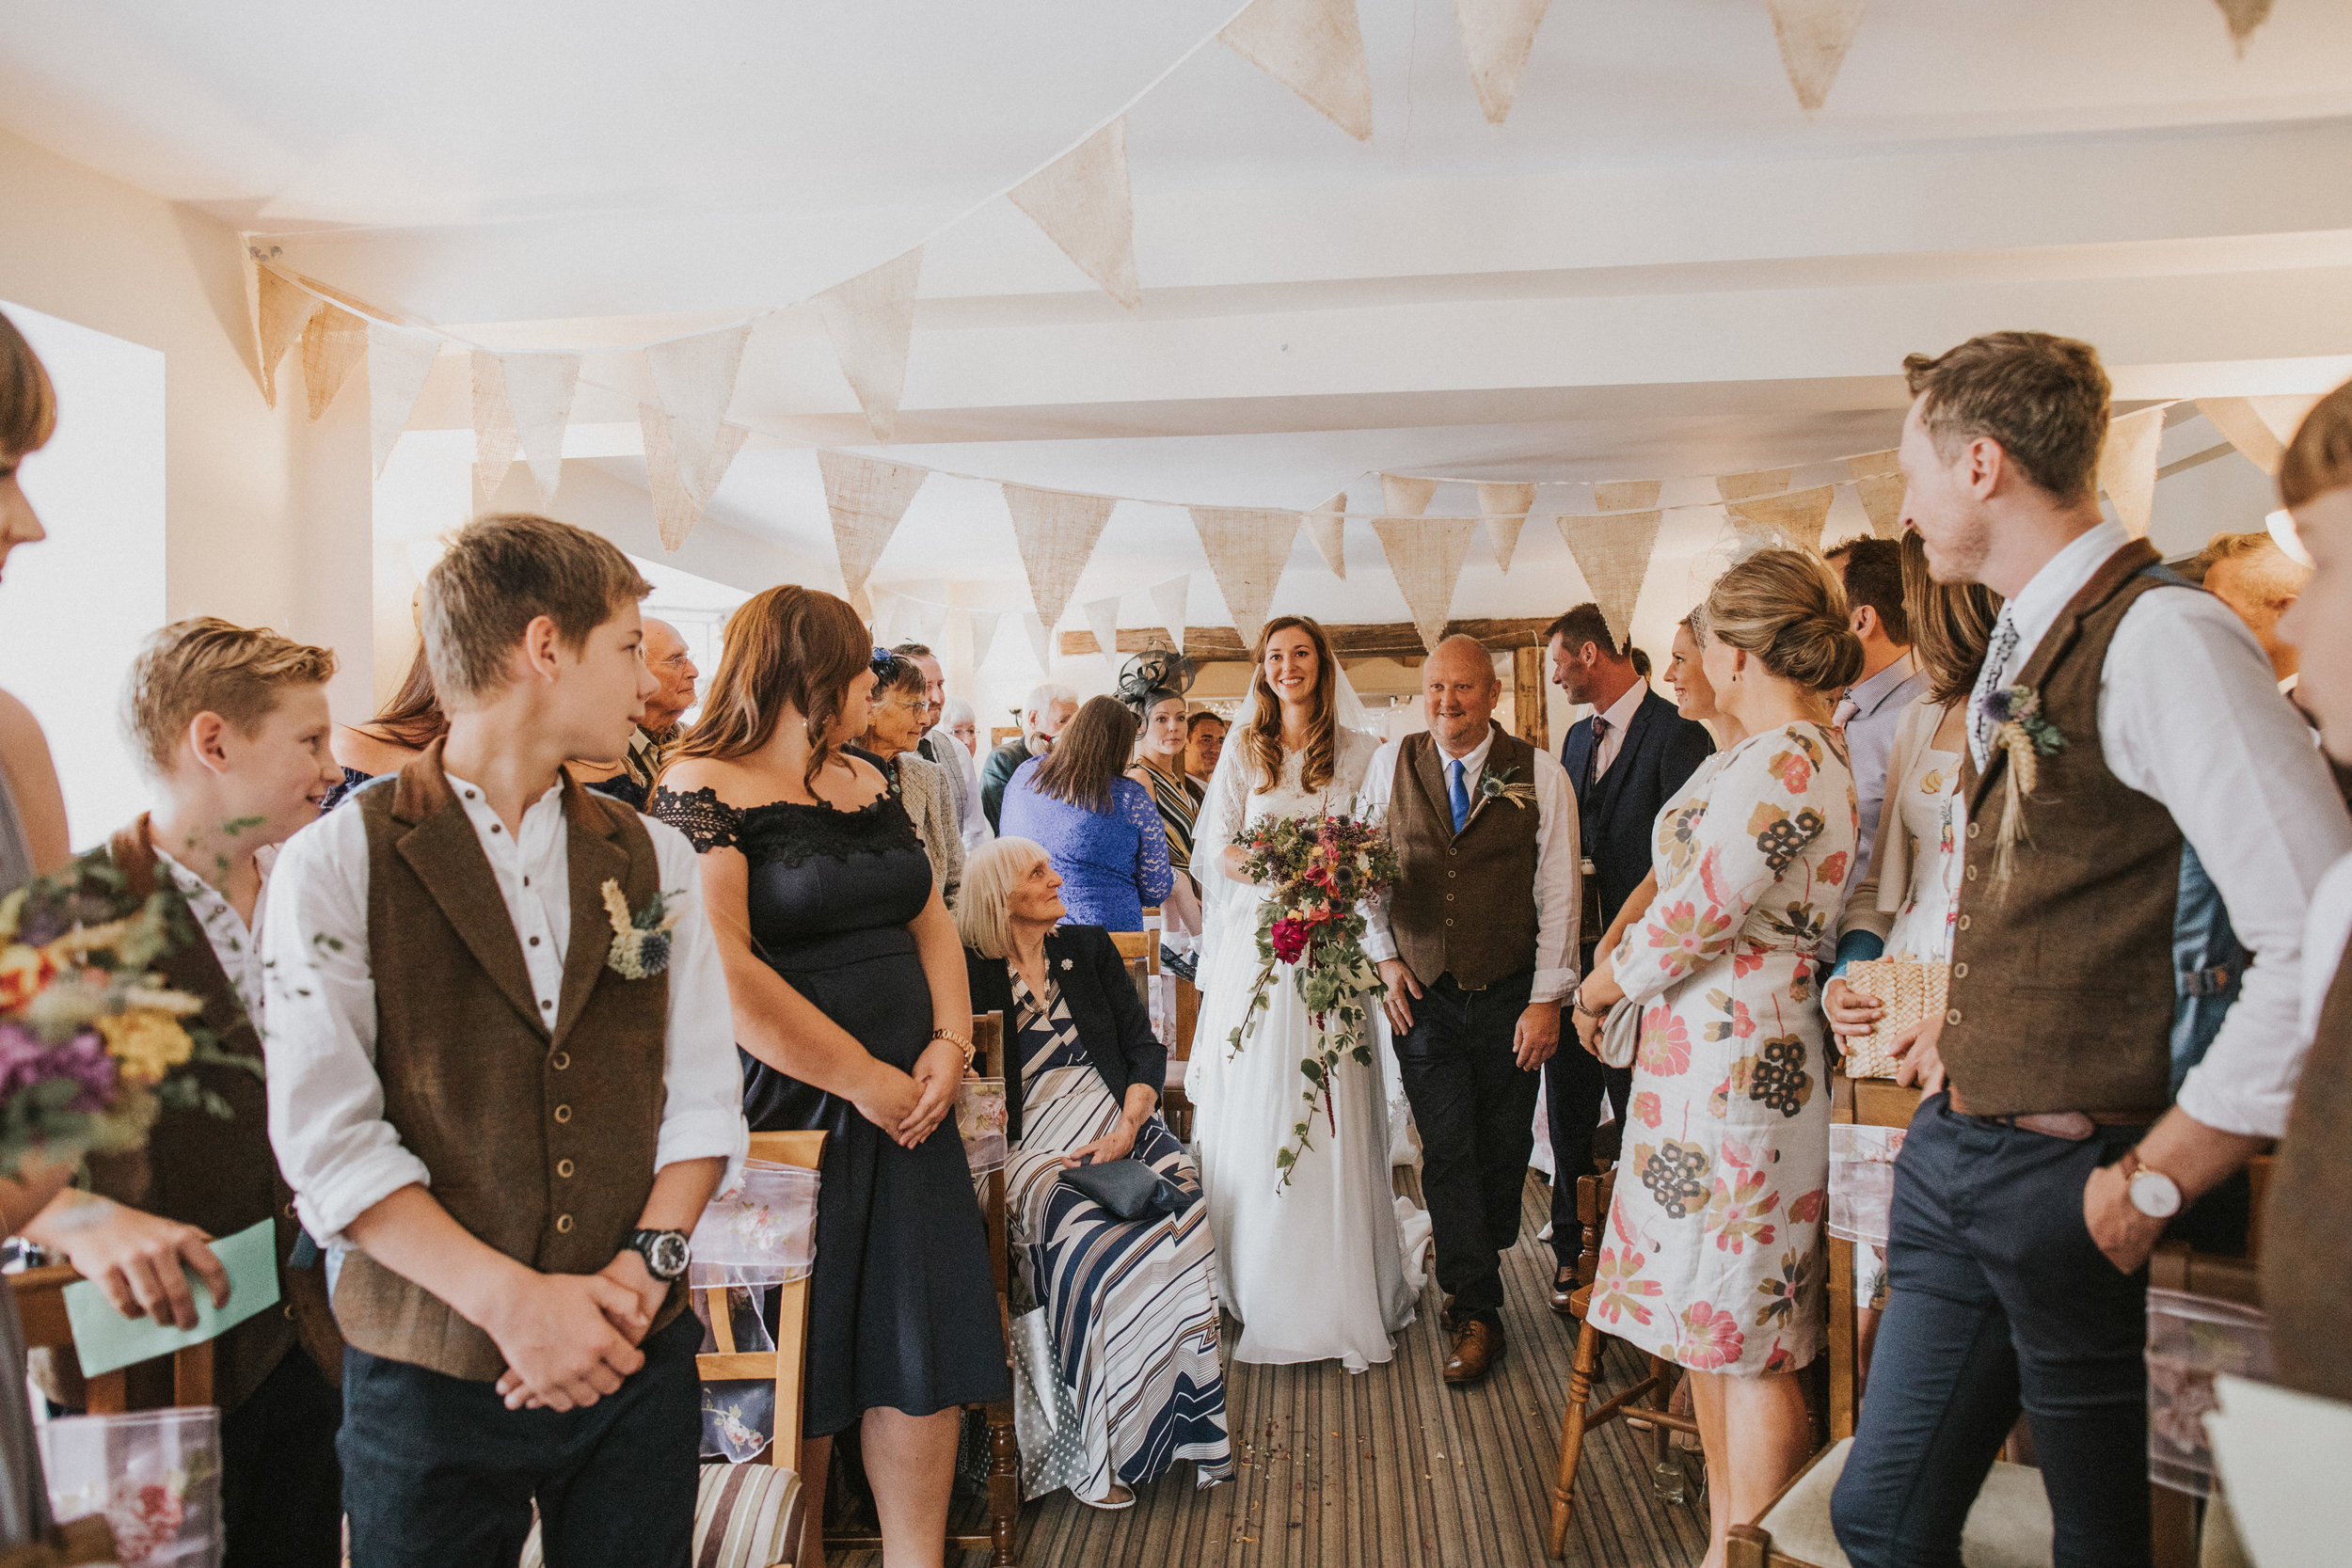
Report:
958,837,1232,1508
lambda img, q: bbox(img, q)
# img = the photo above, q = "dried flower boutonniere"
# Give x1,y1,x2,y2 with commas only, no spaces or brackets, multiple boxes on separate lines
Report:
602,880,685,980
1983,684,2066,895
1475,765,1538,814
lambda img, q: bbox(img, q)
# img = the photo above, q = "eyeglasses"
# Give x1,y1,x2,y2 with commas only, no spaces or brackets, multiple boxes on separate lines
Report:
880,698,929,717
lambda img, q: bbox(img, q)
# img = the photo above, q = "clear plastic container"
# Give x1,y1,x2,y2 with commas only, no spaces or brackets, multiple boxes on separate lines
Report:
690,1159,818,1286
40,1406,224,1568
2146,1288,2274,1497
1827,1123,1905,1246
960,1078,1009,1176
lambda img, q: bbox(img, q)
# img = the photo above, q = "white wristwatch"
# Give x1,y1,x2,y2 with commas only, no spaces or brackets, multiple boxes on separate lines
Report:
2119,1149,2183,1220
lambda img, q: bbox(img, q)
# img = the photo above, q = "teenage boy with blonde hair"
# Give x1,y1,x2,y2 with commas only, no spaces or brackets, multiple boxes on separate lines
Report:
19,616,348,1566
262,514,747,1568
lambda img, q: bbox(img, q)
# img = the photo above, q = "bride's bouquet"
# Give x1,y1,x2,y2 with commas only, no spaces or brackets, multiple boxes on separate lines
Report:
1226,811,1401,1185
0,863,253,1176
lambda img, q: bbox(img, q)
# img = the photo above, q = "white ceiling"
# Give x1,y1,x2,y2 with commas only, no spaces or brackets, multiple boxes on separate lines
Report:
5,0,2347,653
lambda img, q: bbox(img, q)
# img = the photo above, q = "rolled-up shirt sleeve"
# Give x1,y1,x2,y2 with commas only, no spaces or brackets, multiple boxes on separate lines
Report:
260,806,433,1249
1528,748,1582,1004
1358,741,1404,967
646,822,749,1196
2104,590,2352,1137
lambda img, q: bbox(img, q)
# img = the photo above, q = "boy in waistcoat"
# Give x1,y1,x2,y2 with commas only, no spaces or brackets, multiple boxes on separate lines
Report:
21,618,347,1566
262,515,747,1568
1827,334,2352,1568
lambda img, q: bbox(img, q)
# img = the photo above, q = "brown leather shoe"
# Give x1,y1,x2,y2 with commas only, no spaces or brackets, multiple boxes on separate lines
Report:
1549,1264,1579,1315
1444,1320,1502,1385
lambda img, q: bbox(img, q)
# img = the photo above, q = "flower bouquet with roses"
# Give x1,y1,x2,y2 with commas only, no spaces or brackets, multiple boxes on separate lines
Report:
1224,811,1401,1184
0,860,253,1177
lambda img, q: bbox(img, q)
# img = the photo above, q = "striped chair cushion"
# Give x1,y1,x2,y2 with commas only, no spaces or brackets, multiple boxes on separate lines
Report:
519,1463,803,1568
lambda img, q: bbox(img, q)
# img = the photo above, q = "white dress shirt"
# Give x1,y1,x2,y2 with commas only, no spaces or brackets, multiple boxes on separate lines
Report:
1838,650,1932,885
1587,679,1651,780
1359,726,1582,1003
261,774,748,1248
1970,519,2352,1138
156,846,268,1024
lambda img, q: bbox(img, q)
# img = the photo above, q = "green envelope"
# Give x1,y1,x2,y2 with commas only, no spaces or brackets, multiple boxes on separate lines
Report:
61,1218,281,1377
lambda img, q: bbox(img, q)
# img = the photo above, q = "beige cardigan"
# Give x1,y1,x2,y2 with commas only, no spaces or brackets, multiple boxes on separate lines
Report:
1837,694,1964,944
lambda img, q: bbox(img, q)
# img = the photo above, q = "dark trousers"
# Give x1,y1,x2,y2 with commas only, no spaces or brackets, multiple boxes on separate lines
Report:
1393,968,1543,1327
340,1309,702,1568
1830,1095,2154,1568
1544,1030,1630,1268
221,1350,344,1568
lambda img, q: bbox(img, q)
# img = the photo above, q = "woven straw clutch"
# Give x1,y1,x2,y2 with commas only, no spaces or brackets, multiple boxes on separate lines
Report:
1839,958,1950,1080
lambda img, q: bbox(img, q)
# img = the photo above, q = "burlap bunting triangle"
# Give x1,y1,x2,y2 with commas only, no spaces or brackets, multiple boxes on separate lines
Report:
1152,575,1191,652
253,266,318,411
1558,510,1662,653
1452,0,1554,125
1475,482,1534,572
1726,484,1836,552
1219,0,1374,142
1844,452,1905,539
2212,0,2274,55
366,322,441,479
1004,484,1117,631
1372,515,1480,653
1592,480,1661,513
1083,595,1125,668
1379,472,1438,517
299,306,369,422
646,324,751,488
815,249,924,443
2099,406,2166,541
1190,507,1301,650
1024,612,1055,672
1009,119,1141,310
500,352,582,507
1717,467,1793,502
640,404,750,551
817,451,928,617
1304,492,1348,578
966,609,1003,670
1766,0,1873,115
2194,397,2287,476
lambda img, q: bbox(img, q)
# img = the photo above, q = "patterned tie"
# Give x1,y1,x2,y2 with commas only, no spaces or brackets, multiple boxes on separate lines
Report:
1449,759,1471,833
1584,717,1610,796
1969,610,2022,769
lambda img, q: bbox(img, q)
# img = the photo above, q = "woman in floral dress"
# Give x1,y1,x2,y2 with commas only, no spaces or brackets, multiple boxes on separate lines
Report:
1571,547,1864,1568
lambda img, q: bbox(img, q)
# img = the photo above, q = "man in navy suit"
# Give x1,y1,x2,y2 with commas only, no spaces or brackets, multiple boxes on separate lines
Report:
1541,604,1714,1311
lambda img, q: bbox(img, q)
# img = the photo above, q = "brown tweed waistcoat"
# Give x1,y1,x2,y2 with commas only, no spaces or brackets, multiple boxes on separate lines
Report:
2263,933,2352,1402
1946,539,2182,1118
337,745,675,1381
1386,726,1543,991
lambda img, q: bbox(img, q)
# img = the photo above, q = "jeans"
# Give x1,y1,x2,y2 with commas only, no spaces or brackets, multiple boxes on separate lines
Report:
1392,968,1543,1326
1830,1094,2153,1568
340,1309,702,1568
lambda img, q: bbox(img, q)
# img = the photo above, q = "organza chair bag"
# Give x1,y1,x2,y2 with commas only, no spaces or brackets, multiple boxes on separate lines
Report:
39,1407,223,1568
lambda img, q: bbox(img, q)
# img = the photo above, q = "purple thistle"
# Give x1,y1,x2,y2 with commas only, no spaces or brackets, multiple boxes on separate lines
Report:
0,1024,119,1113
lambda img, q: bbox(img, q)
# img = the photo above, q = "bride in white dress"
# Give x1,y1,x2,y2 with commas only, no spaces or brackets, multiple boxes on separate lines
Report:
1188,616,1430,1371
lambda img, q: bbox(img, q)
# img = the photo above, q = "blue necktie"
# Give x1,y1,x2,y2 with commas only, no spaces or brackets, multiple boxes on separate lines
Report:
1448,759,1471,832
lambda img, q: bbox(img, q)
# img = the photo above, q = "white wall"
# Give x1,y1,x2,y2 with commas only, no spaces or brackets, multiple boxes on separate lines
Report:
1,301,167,844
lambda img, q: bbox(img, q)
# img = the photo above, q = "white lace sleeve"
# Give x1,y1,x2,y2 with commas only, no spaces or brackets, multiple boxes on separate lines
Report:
1192,740,1261,962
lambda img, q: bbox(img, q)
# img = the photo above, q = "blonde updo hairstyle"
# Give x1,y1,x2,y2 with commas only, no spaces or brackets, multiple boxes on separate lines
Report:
1693,546,1867,695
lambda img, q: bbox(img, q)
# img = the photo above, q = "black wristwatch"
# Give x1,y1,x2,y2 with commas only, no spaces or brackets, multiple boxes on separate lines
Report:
626,1228,691,1282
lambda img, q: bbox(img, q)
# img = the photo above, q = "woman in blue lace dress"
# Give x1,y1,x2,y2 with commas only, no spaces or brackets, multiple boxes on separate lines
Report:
998,697,1174,932
653,584,1007,1568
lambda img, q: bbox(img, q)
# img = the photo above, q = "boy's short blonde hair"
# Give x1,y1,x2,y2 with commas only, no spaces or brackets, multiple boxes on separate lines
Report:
122,617,338,777
421,514,651,706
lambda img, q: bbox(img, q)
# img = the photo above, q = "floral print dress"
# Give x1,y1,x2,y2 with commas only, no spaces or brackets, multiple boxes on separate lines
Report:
1593,723,1856,1377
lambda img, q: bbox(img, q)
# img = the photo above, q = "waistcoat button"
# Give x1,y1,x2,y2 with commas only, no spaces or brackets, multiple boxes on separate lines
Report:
1445,918,1454,927
1966,822,1980,839
1946,1008,1962,1025
552,1052,570,1070
1958,914,1970,931
555,1214,574,1234
1952,962,1968,979
1447,847,1457,858
557,1159,575,1179
554,1104,572,1124
1964,865,1979,881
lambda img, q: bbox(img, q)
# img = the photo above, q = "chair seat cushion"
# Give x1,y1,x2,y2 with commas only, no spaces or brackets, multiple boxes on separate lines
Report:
519,1463,803,1568
1756,1437,2053,1568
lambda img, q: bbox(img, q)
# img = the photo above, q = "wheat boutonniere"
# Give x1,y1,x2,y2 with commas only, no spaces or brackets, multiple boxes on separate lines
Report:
1983,684,2066,896
602,880,685,980
1476,764,1537,812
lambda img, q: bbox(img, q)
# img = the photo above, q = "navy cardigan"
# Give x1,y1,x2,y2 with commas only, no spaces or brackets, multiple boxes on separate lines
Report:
963,924,1166,1147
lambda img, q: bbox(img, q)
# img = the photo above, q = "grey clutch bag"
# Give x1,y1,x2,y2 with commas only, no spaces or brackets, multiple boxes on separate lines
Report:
1598,996,1641,1070
1060,1157,1189,1221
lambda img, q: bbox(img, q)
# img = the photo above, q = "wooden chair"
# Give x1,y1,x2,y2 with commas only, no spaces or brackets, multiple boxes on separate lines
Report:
1546,1166,1702,1558
827,1010,1021,1567
1110,929,1202,1140
8,1262,214,1567
1824,1074,1921,1439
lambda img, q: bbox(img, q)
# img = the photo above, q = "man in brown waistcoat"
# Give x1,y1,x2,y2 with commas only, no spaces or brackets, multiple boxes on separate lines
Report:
2264,379,2352,1408
1360,635,1580,1383
19,618,348,1566
262,515,747,1568
1828,335,2352,1568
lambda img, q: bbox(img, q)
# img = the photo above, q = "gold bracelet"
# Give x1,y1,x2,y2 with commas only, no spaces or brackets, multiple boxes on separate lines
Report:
931,1027,975,1070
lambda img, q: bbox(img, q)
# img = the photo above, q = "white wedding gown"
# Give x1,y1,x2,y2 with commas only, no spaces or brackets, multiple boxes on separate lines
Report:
1187,726,1431,1371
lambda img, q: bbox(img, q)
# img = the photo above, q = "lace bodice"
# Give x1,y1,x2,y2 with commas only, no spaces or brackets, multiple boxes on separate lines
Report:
1193,725,1383,925
649,784,933,956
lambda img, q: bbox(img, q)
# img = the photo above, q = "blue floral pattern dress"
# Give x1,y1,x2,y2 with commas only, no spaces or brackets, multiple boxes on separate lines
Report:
1595,723,1856,1376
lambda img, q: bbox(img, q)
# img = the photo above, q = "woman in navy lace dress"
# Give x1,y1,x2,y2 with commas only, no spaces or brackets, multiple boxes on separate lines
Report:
653,585,1007,1568
998,696,1174,931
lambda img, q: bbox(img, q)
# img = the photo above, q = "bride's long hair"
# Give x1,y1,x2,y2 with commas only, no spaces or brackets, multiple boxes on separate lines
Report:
1239,615,1339,795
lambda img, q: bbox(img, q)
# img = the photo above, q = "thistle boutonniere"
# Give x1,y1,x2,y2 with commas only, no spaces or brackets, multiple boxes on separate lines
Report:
1981,684,2066,898
602,880,684,980
1476,764,1538,813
